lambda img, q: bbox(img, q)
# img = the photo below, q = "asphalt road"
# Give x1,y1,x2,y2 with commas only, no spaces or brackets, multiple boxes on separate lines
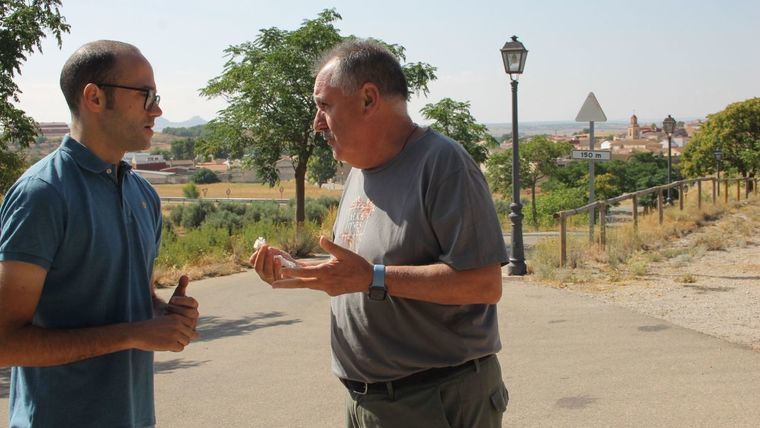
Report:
2,269,760,427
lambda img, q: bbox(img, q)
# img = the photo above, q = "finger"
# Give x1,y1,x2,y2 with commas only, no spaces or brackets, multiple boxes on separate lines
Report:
171,275,189,298
319,236,353,259
166,305,199,323
253,244,267,273
168,296,199,309
272,277,321,289
273,255,282,281
249,247,261,266
261,248,274,281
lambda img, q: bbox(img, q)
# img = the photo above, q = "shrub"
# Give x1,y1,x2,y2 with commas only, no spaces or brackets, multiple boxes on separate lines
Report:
204,210,244,232
191,168,221,184
156,224,231,268
526,186,587,228
182,183,200,199
305,199,329,223
181,201,217,229
169,204,184,225
218,201,248,216
244,202,291,225
277,224,321,258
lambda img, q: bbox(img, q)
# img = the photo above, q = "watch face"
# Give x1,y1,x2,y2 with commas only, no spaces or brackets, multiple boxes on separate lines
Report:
368,286,387,301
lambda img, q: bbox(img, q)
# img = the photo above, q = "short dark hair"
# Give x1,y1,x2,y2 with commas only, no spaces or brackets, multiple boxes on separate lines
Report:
316,39,408,100
59,40,142,115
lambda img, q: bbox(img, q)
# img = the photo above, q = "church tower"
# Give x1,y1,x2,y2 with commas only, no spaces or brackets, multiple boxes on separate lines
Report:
627,114,640,139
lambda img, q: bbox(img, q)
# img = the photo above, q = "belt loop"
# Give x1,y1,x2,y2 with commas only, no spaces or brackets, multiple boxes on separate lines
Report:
385,381,395,401
473,358,481,373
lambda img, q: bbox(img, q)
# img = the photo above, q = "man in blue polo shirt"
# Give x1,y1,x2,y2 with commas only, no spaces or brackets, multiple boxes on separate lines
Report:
0,40,199,427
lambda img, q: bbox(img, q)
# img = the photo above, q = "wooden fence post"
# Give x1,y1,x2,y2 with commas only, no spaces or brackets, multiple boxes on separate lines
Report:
745,178,750,199
697,180,702,209
599,203,607,248
559,213,567,268
737,179,741,201
679,183,684,210
712,179,717,204
724,179,729,204
658,190,664,225
632,194,638,232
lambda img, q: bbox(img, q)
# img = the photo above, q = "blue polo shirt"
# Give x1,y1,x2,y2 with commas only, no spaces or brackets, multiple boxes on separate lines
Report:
0,135,162,428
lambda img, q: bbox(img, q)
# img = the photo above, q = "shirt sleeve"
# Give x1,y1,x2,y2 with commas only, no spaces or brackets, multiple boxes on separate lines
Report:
426,166,509,271
0,177,66,270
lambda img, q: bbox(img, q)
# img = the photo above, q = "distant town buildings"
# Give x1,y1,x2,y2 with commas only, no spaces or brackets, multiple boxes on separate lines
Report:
37,122,70,139
123,152,168,171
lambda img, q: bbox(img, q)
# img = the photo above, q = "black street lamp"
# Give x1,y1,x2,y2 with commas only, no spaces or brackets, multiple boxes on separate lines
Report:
662,115,676,205
714,148,723,195
500,35,528,276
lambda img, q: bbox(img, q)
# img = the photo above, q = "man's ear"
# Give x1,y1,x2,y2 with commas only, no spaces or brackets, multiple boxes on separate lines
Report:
360,83,380,113
81,83,106,113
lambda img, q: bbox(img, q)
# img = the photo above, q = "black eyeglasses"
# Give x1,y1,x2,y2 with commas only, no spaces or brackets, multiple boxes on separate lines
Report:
97,83,161,110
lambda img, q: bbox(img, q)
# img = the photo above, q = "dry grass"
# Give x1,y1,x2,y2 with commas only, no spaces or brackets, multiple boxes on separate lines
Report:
153,180,343,199
529,190,760,286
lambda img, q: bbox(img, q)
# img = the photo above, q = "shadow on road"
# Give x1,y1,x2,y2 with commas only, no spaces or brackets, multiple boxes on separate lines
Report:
155,358,210,375
196,312,301,343
0,367,8,399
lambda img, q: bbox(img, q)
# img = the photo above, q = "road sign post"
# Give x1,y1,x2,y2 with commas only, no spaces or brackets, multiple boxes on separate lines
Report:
575,92,607,243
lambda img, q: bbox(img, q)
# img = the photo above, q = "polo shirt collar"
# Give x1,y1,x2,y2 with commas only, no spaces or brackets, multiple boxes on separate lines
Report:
60,134,132,175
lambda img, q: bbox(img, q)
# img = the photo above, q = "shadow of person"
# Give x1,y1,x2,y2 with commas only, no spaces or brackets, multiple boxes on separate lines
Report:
195,312,302,343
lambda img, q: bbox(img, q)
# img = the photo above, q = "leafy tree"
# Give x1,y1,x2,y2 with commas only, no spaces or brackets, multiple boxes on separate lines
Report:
200,9,436,225
149,147,171,159
307,143,338,187
190,168,221,184
162,124,208,138
486,136,572,228
682,97,760,182
420,98,497,164
170,138,196,160
0,0,69,193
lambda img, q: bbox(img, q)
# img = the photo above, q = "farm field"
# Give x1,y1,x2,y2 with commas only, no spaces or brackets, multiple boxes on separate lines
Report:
152,180,343,199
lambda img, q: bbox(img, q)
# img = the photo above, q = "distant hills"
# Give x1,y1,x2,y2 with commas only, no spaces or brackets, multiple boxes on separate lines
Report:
155,116,207,131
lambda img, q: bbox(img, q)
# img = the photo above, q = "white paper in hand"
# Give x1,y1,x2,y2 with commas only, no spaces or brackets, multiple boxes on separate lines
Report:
275,255,297,269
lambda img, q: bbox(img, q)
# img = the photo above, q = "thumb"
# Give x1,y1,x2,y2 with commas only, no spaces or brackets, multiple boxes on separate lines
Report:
172,275,189,298
319,236,352,259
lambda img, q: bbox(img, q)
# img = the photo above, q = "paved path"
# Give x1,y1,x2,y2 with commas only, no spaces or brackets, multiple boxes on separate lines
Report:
3,270,760,427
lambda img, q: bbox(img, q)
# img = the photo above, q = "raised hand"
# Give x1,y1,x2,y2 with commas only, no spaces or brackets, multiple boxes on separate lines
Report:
251,244,297,285
272,236,372,296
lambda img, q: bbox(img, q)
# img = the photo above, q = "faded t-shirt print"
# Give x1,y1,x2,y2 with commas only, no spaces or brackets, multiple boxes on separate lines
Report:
339,197,375,251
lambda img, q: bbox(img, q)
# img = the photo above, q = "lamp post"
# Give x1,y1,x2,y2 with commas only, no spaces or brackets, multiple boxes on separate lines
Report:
662,115,676,205
714,148,723,196
500,35,528,276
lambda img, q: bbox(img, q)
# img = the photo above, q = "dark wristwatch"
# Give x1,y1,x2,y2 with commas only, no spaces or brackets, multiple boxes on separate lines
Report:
368,264,387,301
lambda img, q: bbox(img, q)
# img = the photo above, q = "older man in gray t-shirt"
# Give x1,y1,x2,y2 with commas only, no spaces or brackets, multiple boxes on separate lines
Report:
253,39,509,428
331,127,506,383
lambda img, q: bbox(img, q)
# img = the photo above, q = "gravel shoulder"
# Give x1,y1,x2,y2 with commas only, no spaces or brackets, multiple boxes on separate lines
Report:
529,197,760,351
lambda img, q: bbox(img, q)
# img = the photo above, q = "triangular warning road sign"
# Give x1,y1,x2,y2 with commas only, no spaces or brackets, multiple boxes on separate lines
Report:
575,92,607,122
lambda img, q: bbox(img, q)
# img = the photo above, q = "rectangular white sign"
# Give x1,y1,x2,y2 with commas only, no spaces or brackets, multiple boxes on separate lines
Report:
571,150,611,161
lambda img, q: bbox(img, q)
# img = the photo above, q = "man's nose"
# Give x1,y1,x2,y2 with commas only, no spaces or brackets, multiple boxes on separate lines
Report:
150,104,163,118
313,110,326,131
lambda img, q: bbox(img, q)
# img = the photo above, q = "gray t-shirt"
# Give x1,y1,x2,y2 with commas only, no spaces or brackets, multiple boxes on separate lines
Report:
331,128,509,383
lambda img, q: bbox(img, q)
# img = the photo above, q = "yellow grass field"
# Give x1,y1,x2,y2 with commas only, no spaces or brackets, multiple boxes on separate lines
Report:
152,180,343,199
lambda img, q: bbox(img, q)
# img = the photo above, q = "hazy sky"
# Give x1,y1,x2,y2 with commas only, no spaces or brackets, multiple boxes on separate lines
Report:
14,0,760,125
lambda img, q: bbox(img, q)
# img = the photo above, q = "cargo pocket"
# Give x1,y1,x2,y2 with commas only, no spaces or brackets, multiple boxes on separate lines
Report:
490,383,509,413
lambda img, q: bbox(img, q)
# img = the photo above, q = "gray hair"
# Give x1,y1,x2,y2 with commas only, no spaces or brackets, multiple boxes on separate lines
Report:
60,40,142,115
316,39,408,100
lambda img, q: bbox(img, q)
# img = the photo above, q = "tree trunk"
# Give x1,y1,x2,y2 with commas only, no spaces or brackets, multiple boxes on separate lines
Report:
531,182,538,229
295,161,307,234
